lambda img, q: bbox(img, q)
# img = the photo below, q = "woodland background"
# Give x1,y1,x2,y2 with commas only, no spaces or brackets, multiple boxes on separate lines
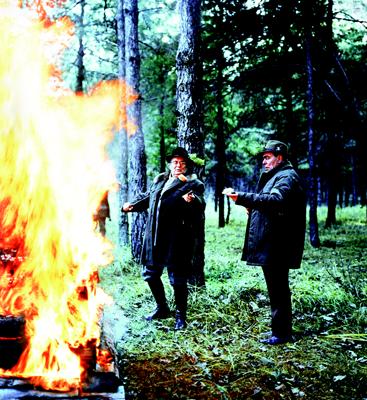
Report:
22,0,367,398
43,0,366,256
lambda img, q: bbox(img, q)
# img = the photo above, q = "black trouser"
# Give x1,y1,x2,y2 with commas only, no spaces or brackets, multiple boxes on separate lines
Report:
262,266,292,338
142,265,188,314
142,264,188,286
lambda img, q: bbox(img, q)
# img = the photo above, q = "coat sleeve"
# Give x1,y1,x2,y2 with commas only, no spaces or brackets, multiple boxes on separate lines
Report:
130,193,150,212
236,174,295,212
128,173,168,212
181,180,205,217
190,180,206,211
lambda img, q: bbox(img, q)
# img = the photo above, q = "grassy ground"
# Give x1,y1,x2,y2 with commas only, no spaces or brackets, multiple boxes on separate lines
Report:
99,204,367,399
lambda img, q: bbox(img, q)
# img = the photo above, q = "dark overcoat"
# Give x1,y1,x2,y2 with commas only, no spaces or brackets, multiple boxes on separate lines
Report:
236,161,306,269
130,172,205,270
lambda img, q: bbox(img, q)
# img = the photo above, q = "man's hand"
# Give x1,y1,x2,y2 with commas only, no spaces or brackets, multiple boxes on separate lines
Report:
222,187,238,202
122,202,133,212
182,190,195,203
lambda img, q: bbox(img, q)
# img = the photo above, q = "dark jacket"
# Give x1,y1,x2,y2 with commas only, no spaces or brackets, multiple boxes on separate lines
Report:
236,161,306,269
130,172,205,269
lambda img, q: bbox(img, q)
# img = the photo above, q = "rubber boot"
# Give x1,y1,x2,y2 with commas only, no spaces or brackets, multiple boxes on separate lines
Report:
146,279,170,321
173,284,188,330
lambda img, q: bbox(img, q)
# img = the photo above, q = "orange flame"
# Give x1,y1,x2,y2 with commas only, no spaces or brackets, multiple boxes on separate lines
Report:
0,3,125,391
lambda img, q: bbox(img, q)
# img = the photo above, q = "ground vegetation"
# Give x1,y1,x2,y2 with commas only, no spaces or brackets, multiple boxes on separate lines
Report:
100,204,367,399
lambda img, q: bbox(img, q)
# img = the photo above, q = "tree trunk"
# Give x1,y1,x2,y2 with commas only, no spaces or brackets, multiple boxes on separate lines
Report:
325,137,338,227
284,78,296,162
351,150,358,206
325,184,337,226
225,195,231,225
116,0,129,246
324,0,337,228
304,3,320,248
345,185,350,207
176,0,205,287
159,93,167,173
75,0,85,93
125,0,147,260
215,51,226,228
340,189,343,207
325,162,337,225
176,0,204,161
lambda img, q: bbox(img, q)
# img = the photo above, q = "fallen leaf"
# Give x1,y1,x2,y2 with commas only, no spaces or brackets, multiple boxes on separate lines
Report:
333,375,346,382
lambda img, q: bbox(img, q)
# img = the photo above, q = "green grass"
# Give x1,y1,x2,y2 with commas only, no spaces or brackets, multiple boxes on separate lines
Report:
99,204,367,399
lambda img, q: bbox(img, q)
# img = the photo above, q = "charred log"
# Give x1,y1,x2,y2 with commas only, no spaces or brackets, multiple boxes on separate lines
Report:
0,315,26,370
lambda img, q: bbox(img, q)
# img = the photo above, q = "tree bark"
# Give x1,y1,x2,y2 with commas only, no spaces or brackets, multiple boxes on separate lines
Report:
75,0,85,93
159,92,167,173
116,0,129,246
325,136,337,227
225,195,231,225
176,0,205,286
125,0,147,260
176,0,204,160
351,150,358,206
304,2,320,248
324,0,337,227
215,51,226,228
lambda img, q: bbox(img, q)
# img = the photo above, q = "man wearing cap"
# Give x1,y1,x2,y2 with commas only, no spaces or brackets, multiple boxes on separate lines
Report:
122,147,205,330
223,140,306,345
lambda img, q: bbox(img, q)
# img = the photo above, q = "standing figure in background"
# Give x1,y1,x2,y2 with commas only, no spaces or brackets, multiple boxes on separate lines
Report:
94,191,110,237
223,140,306,345
122,147,205,330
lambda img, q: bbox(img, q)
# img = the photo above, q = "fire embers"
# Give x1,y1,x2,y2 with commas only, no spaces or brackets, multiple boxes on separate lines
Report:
0,249,25,289
0,315,27,370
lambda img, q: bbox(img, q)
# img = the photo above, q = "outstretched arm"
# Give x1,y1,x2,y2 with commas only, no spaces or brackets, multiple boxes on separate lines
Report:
121,192,150,213
222,187,238,202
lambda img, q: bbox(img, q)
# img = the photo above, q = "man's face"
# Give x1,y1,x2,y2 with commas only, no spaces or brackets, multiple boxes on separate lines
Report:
262,152,283,171
170,156,187,177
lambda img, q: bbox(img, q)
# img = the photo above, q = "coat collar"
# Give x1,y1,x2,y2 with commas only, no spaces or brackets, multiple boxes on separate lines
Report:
257,161,293,189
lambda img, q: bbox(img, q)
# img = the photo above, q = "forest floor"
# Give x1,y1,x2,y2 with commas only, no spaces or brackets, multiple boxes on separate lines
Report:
100,205,367,399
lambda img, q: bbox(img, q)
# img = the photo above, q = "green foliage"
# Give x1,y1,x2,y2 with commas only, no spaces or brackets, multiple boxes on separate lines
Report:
189,153,205,167
226,127,270,179
49,0,367,197
56,0,118,92
200,0,367,195
139,0,179,178
100,205,367,399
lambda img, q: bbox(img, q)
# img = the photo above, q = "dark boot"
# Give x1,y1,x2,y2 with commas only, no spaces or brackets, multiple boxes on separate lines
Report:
173,284,188,330
174,310,187,330
146,279,170,321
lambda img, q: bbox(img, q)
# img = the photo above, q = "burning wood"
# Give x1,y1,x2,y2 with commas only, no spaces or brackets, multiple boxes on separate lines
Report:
0,313,123,397
0,2,125,397
0,315,26,371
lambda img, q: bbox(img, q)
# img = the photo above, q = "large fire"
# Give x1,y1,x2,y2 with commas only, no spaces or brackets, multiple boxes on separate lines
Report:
0,1,123,392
